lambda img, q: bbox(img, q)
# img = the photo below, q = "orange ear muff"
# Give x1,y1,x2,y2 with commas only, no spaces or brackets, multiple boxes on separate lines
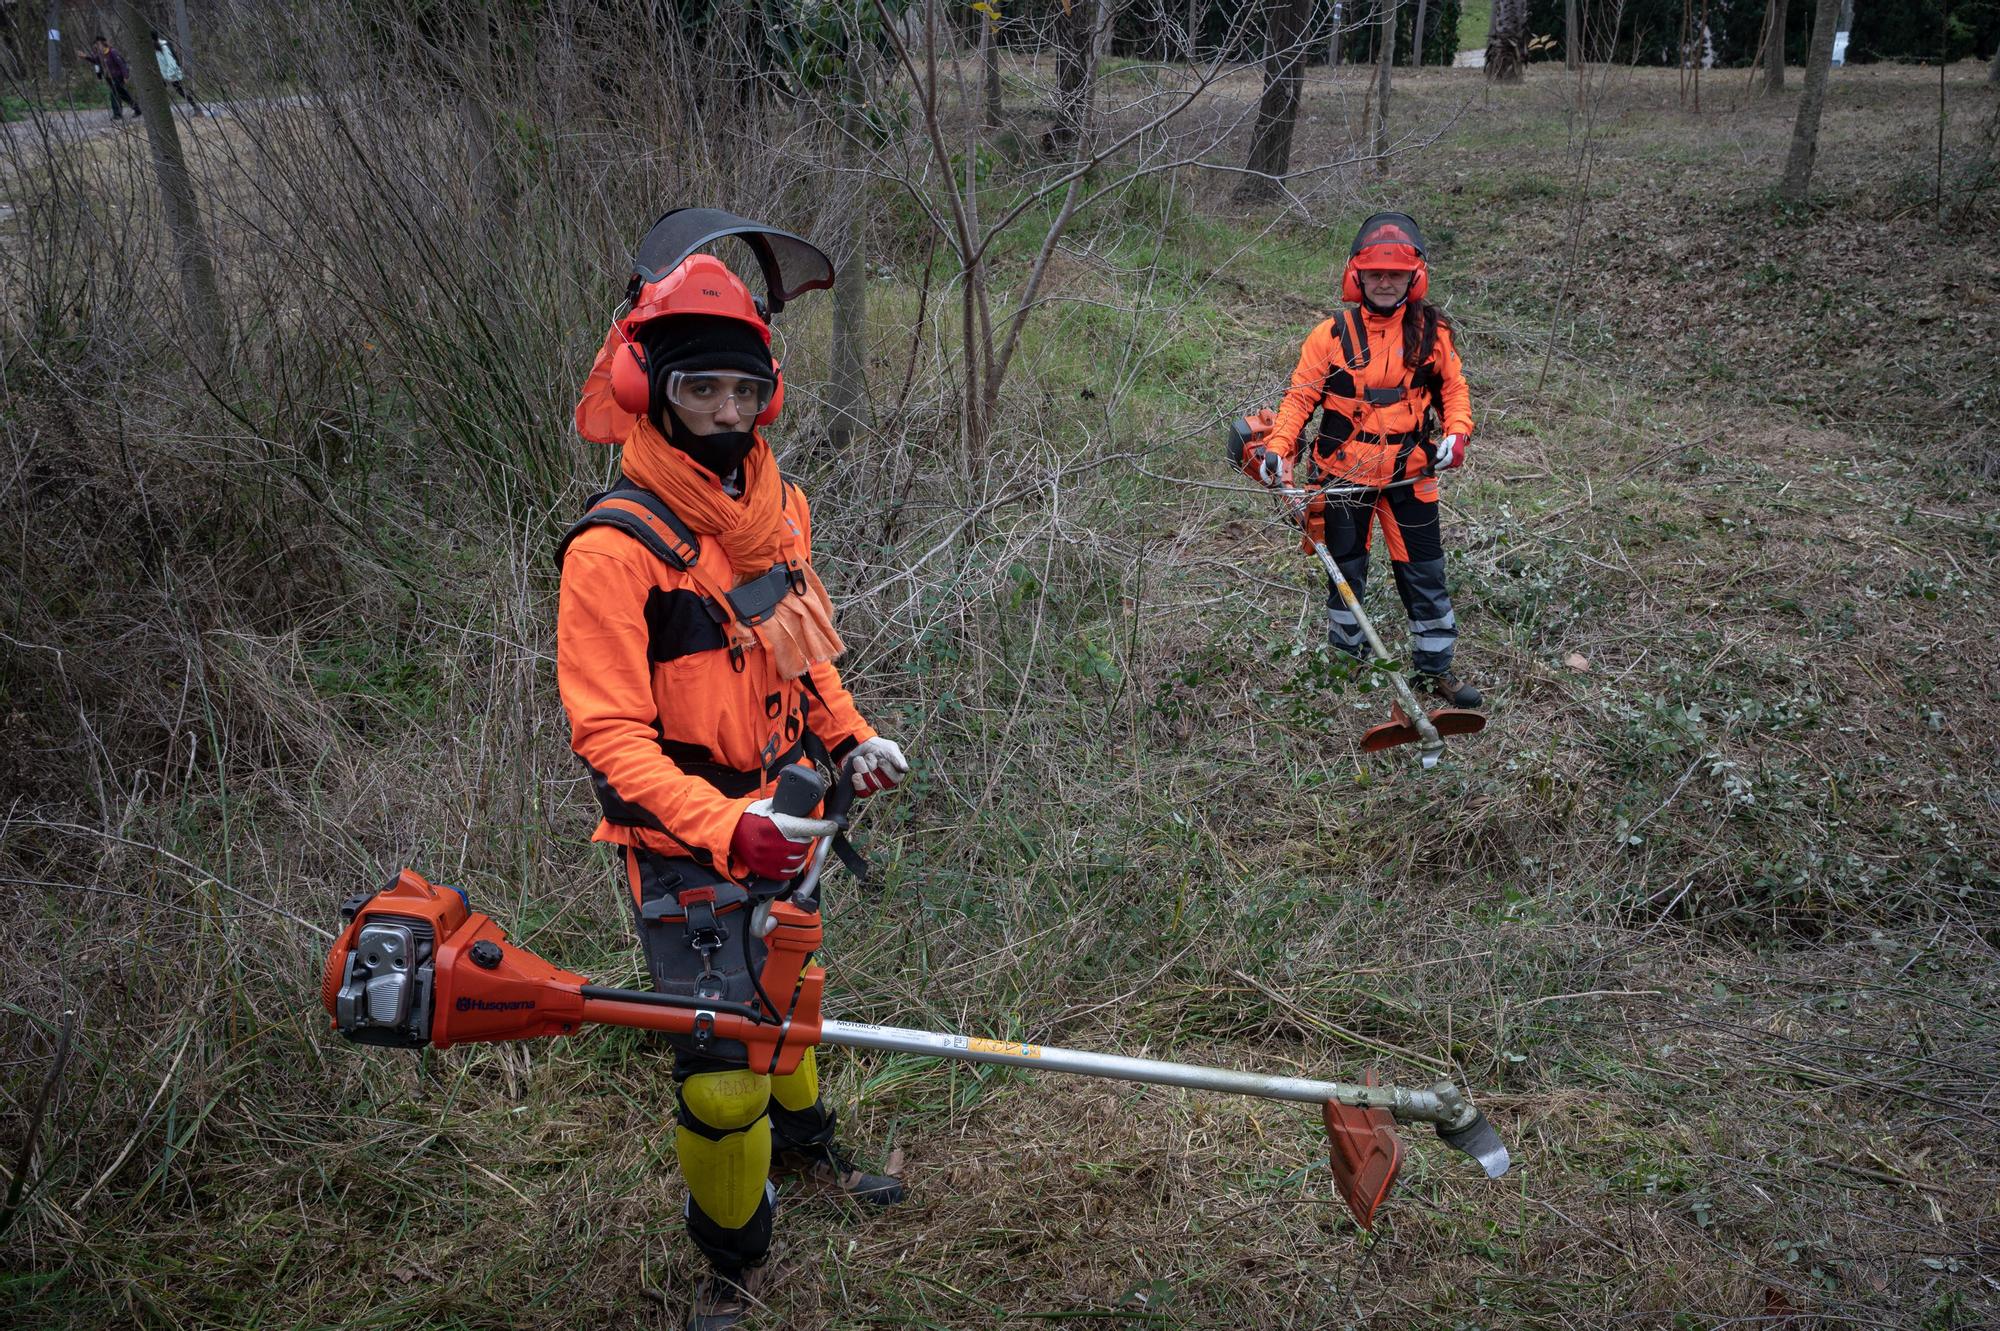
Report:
1409,265,1429,300
609,331,652,415
755,363,784,427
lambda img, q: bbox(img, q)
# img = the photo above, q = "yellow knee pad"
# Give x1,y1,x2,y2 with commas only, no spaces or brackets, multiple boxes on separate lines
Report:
771,1046,820,1113
676,1069,772,1230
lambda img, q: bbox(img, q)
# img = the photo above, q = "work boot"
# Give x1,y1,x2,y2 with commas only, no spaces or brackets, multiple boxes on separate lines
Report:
686,1258,770,1331
1419,671,1483,709
775,1139,906,1207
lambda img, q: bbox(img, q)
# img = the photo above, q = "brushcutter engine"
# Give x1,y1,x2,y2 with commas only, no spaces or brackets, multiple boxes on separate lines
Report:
330,898,443,1049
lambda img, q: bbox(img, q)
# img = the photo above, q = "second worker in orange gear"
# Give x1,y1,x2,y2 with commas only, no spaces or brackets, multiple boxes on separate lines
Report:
1251,211,1483,709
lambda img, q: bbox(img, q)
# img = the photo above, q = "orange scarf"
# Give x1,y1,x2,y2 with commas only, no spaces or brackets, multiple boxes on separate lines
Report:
619,419,844,679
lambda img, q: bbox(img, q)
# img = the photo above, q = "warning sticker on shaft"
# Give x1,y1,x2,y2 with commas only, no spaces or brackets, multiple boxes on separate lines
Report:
959,1036,1041,1059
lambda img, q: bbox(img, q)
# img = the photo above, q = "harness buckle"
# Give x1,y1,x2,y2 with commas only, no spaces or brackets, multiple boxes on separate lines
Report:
678,886,726,958
786,561,806,596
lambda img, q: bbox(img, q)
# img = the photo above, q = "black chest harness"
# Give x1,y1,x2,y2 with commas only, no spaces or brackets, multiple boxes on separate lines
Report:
1314,307,1446,477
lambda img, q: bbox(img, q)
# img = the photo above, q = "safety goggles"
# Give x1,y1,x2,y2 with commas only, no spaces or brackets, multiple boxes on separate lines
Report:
664,371,775,418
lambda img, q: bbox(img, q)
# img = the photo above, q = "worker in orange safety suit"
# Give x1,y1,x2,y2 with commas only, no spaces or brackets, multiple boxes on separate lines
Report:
1246,212,1483,708
558,209,908,1330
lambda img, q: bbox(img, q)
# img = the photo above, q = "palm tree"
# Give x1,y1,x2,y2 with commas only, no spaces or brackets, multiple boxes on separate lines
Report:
1487,0,1527,82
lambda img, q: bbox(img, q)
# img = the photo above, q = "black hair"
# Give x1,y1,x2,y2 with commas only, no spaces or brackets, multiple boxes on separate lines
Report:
1401,295,1450,369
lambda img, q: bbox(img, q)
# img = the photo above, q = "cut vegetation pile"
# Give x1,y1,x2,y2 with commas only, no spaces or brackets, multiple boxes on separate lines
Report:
3,27,1996,1329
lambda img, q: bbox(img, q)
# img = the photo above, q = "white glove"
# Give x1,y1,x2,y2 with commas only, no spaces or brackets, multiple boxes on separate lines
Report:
742,797,838,843
847,736,909,796
1255,447,1291,488
1432,433,1467,471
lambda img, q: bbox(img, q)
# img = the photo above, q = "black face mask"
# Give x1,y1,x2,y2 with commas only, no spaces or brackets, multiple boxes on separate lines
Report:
662,410,756,479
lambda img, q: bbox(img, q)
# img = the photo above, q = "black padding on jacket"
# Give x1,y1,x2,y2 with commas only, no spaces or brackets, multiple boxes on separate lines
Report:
646,587,729,662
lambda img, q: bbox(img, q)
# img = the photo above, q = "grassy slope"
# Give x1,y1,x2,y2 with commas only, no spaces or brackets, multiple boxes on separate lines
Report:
4,62,1998,1331
1459,0,1493,54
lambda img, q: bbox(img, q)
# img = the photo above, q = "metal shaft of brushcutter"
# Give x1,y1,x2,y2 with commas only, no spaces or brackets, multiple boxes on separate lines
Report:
1275,482,1446,765
821,1018,1509,1177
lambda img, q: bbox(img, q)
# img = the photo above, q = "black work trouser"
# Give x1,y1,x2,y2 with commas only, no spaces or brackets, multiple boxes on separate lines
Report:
1322,486,1458,674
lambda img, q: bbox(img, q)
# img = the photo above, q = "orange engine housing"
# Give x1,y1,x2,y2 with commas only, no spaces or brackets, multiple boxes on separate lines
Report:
324,868,825,1075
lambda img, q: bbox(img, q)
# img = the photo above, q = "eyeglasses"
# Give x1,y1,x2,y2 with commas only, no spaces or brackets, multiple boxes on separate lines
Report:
664,371,775,418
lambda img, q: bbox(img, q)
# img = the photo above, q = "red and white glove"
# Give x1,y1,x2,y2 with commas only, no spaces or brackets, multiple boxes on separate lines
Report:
1433,433,1468,471
730,798,838,879
847,736,909,796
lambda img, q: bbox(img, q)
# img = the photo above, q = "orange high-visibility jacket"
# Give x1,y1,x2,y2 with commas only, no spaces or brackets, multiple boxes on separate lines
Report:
1264,303,1473,498
556,481,874,886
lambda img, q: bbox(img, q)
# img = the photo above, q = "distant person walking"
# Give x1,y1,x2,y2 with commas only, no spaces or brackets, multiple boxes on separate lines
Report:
80,36,142,121
151,32,211,116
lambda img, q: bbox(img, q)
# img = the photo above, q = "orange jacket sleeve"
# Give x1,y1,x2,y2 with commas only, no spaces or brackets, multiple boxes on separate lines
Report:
785,485,877,756
1432,321,1474,438
556,542,750,869
1265,319,1341,463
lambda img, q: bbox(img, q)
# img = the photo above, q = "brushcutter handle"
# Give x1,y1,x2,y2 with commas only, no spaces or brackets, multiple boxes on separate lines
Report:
786,760,858,911
770,762,828,819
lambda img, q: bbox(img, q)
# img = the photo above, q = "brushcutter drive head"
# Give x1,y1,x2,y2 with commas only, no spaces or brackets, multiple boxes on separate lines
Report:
1438,1109,1512,1179
1360,707,1486,755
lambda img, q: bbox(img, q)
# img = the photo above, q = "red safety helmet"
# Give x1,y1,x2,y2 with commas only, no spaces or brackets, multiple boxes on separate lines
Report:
607,255,780,424
1340,211,1429,304
577,209,834,445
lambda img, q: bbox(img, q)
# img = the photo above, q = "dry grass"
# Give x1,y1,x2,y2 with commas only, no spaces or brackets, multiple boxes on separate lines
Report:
3,33,1997,1331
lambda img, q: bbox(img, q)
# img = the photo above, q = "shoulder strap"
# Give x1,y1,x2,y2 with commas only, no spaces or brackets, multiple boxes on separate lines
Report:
556,483,702,572
1333,309,1371,372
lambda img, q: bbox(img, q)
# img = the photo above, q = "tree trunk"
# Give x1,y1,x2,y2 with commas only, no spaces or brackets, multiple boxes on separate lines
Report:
1046,0,1096,155
981,14,1001,129
1991,50,1999,85
46,0,61,82
1565,0,1579,68
1372,0,1395,167
1327,0,1344,66
461,12,516,249
116,0,225,367
173,0,192,75
826,89,870,452
1779,0,1840,203
1487,0,1527,81
1413,0,1429,67
1185,0,1202,61
1234,0,1314,201
1763,0,1789,94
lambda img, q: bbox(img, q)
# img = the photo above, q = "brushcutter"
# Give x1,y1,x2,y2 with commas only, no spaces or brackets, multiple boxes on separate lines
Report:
1227,411,1486,770
323,763,1509,1229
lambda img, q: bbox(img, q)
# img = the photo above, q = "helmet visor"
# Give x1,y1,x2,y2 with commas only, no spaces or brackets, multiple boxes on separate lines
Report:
632,209,834,312
1349,212,1427,267
664,370,775,419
